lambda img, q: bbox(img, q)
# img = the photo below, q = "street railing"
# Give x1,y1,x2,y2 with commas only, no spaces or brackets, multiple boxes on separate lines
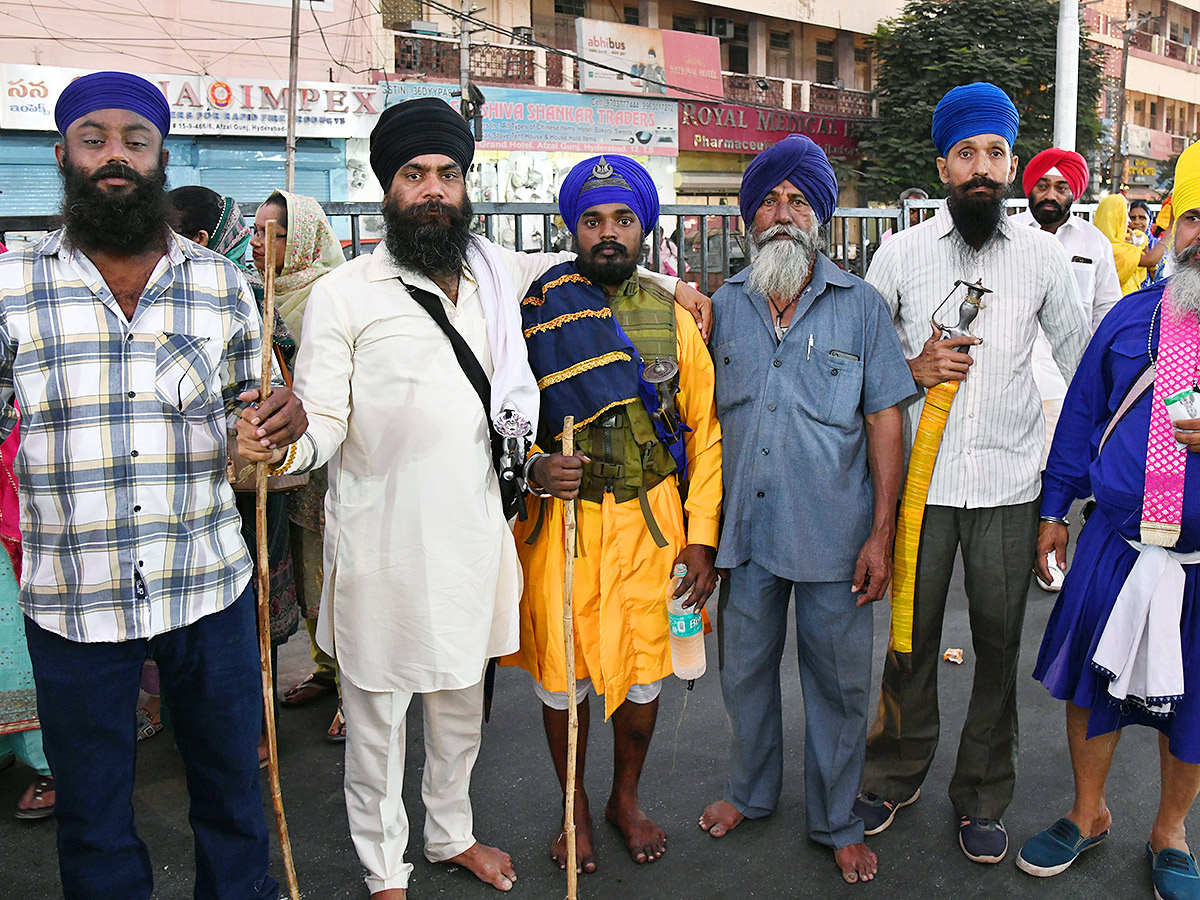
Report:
0,198,1159,291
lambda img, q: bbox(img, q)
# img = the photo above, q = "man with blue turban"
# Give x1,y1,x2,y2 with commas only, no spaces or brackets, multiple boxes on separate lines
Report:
501,154,723,873
852,82,1090,865
0,71,308,898
697,134,916,885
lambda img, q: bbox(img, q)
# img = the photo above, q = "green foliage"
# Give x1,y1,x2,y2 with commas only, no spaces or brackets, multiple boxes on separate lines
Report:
858,0,1104,203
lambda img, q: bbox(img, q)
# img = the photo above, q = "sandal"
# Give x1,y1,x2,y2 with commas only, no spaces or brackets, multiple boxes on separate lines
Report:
14,775,55,820
326,702,346,744
136,707,163,742
282,673,336,708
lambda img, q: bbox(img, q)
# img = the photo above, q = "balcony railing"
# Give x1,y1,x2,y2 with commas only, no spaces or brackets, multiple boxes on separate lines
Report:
393,35,572,88
809,84,873,118
722,74,785,107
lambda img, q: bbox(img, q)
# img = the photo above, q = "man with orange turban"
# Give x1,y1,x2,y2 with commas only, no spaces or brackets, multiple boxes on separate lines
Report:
1013,148,1122,590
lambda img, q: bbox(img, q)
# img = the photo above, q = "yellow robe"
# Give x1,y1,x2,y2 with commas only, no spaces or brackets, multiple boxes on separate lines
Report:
1094,194,1145,296
502,301,722,720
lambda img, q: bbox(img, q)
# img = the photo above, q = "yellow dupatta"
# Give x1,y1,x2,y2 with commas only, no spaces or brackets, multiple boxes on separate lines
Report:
1094,195,1145,296
261,191,346,339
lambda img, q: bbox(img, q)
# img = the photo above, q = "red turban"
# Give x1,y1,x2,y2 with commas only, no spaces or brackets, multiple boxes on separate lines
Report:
1022,148,1089,200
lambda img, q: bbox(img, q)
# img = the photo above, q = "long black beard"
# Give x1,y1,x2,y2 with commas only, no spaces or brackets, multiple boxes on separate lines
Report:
947,177,1008,249
382,196,474,279
572,235,640,288
60,154,171,254
1031,196,1072,228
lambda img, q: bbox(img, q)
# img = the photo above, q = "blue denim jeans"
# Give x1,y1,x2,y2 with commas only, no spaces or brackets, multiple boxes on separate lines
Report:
25,582,279,900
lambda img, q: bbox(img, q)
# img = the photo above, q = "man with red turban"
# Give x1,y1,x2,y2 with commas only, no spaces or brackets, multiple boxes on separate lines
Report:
1012,148,1122,591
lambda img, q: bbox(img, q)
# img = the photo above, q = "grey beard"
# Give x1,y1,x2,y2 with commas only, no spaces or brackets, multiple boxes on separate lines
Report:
1168,243,1200,316
747,221,819,302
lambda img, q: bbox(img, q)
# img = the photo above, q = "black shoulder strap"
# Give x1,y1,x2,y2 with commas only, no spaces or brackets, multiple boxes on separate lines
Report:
404,280,521,519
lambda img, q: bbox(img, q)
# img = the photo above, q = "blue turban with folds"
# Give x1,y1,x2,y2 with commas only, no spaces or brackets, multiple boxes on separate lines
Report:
558,155,659,235
739,134,838,225
930,82,1019,157
54,71,171,138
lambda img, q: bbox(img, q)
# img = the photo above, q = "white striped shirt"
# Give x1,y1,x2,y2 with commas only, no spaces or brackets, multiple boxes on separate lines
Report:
867,202,1090,508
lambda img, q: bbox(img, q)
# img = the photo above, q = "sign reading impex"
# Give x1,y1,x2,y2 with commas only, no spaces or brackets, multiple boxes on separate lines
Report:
678,101,860,158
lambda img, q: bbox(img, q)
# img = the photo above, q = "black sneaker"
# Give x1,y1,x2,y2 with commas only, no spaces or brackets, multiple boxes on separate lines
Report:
852,788,921,836
960,816,1008,863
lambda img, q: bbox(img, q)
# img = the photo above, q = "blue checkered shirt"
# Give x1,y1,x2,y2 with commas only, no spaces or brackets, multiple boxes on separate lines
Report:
0,229,259,642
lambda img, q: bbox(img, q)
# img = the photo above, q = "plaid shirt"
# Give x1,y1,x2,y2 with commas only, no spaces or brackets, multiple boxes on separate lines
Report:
0,229,260,642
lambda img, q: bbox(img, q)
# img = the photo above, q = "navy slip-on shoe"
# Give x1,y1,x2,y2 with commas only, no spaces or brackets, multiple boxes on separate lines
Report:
1148,843,1200,900
1016,818,1108,877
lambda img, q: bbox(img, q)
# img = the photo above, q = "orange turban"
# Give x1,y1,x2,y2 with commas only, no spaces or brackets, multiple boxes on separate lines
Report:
1022,148,1089,200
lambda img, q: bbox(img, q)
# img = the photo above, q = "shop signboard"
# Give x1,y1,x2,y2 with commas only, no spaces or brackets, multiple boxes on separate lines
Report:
1126,157,1157,186
575,19,722,101
678,100,860,159
1124,123,1177,162
2,64,383,138
380,81,679,156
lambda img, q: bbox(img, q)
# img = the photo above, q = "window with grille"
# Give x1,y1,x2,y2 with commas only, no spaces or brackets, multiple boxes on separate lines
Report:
555,0,585,17
733,23,748,43
728,44,748,73
624,5,639,25
672,16,697,32
854,47,869,63
816,40,837,84
382,0,422,30
770,32,791,50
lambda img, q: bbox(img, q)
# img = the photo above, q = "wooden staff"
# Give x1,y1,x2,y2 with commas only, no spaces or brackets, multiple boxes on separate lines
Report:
257,219,301,900
561,416,579,900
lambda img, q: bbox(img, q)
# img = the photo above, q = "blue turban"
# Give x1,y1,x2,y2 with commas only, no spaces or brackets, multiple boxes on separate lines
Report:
930,83,1019,157
558,156,659,235
55,71,171,138
738,134,839,226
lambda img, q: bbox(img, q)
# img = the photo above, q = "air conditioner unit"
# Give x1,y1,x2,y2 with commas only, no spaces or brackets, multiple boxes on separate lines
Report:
706,17,735,40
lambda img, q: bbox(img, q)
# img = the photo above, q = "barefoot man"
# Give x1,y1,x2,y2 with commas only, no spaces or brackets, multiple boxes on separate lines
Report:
502,154,722,872
698,134,915,883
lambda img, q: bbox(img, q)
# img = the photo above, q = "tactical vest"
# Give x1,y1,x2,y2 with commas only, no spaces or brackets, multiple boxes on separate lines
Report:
571,279,679,507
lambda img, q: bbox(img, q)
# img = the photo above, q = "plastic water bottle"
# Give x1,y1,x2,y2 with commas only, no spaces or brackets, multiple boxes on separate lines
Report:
667,563,706,680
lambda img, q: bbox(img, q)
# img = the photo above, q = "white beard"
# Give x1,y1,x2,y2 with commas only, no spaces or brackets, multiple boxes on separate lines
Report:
1167,244,1200,316
747,221,819,302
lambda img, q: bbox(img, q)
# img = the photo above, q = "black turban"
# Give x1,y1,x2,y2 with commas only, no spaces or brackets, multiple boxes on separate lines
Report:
369,98,475,191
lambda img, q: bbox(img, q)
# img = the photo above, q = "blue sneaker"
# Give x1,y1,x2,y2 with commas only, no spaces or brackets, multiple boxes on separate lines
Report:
1148,843,1200,900
959,816,1008,863
1016,818,1108,877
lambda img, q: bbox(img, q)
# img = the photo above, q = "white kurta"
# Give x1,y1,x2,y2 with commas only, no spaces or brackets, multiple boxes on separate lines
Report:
287,244,572,694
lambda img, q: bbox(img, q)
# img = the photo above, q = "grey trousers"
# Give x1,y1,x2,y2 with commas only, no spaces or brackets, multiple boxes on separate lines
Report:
860,500,1039,820
717,559,873,849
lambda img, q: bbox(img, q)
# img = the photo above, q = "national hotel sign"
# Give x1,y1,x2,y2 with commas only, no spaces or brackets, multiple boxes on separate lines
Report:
678,101,860,158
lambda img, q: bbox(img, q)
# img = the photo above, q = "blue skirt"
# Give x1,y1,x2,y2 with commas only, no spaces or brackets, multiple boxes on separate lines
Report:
1033,505,1200,763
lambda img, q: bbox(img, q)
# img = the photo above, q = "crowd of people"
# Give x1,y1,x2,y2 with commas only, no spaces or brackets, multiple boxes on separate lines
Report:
2,68,1200,900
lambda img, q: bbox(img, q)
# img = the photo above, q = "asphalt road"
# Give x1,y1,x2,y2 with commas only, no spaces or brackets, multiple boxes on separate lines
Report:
0,553,1180,900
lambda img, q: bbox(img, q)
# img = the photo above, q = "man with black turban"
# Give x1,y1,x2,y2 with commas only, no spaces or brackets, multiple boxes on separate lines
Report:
500,153,723,874
1,70,307,899
852,82,1090,865
697,134,915,885
239,99,709,898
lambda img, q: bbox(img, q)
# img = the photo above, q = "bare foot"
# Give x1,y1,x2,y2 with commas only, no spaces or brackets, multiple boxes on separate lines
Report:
698,800,745,838
834,843,878,883
551,791,597,873
444,842,516,891
605,794,666,864
1067,805,1113,841
370,890,405,899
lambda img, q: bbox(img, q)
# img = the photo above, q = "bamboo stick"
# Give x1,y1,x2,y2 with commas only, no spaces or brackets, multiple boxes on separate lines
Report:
561,416,579,900
257,219,300,900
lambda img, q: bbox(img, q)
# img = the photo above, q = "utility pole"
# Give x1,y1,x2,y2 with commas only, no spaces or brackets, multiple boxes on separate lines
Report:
1054,0,1079,149
285,0,301,191
1110,20,1133,192
459,0,471,122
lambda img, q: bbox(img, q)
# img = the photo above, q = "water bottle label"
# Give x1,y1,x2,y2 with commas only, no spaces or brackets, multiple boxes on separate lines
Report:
669,610,702,638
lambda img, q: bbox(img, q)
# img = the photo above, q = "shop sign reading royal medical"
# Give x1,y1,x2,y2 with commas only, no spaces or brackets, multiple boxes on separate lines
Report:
1,64,382,138
678,101,860,159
